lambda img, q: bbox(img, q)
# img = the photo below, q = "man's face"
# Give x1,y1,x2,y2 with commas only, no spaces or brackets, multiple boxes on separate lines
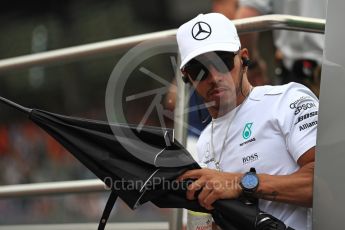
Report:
182,51,243,115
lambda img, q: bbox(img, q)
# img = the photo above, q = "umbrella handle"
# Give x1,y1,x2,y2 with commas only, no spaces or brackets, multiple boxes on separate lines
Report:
98,190,118,230
255,212,295,230
0,96,32,114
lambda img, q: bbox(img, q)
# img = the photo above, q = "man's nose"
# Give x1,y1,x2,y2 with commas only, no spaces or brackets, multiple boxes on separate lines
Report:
205,65,224,82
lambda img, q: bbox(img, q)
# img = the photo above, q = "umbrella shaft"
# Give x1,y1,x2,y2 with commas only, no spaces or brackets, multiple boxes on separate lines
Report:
0,96,32,114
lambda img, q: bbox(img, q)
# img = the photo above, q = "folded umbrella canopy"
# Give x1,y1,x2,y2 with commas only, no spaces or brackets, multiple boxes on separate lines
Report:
0,96,293,230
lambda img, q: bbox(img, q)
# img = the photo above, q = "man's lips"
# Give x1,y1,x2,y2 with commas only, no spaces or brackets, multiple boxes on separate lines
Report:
208,87,228,96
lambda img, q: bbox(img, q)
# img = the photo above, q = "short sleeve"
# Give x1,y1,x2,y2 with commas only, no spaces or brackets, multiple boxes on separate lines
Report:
239,0,273,14
277,83,319,162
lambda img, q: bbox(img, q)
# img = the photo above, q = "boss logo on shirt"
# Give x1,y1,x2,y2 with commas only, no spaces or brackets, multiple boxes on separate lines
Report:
242,153,259,165
294,111,318,125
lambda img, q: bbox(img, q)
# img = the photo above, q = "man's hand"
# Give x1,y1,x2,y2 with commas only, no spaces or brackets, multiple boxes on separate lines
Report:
178,169,243,210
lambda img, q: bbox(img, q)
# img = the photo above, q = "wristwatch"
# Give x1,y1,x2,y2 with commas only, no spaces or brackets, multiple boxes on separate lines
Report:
240,167,259,198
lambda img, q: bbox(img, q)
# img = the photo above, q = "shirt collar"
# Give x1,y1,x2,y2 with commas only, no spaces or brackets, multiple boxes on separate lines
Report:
249,85,284,101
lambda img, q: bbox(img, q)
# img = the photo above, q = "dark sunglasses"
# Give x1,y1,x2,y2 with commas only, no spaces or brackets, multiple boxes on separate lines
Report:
182,51,239,82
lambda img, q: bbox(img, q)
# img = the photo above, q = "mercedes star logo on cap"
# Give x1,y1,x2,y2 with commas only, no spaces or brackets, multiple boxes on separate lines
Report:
191,21,211,40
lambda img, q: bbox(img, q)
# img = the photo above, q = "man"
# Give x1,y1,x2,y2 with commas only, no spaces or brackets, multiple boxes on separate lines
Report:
211,0,239,20
211,0,269,87
176,13,318,230
236,0,326,96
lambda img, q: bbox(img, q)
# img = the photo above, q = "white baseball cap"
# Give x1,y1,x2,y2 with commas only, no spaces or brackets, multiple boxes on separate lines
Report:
176,13,241,69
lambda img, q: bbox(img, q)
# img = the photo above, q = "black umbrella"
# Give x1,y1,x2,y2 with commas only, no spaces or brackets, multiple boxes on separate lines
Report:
0,96,294,230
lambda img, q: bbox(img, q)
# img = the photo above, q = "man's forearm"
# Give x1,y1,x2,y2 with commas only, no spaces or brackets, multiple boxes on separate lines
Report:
254,162,314,207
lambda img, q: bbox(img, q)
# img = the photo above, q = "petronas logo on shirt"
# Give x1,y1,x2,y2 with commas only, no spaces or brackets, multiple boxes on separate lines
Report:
242,122,253,140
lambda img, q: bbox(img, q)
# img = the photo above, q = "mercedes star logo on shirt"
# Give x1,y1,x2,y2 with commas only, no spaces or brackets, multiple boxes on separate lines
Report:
192,21,212,40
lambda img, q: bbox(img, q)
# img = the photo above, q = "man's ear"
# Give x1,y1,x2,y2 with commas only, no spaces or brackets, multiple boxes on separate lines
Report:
242,58,252,67
240,48,250,68
240,48,249,60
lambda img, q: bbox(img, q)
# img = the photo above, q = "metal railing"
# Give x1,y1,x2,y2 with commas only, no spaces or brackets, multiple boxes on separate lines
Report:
0,179,105,198
234,14,325,34
0,15,325,73
0,14,326,230
0,222,169,230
